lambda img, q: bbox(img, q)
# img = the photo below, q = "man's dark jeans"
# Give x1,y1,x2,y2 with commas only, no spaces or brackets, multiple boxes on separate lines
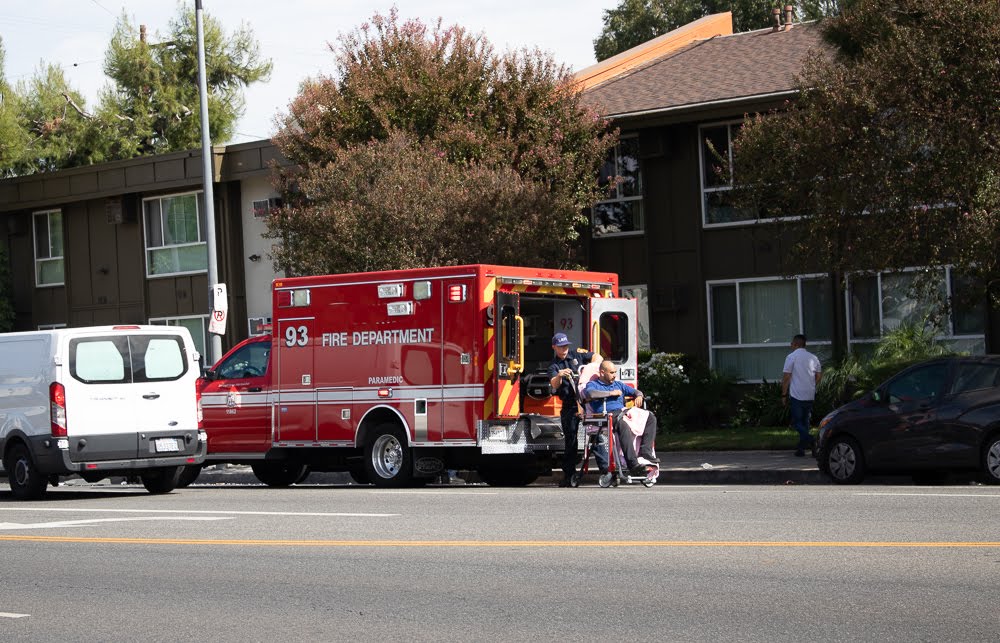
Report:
789,396,814,452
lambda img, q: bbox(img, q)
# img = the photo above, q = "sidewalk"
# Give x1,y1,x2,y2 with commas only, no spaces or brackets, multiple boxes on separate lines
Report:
191,450,826,486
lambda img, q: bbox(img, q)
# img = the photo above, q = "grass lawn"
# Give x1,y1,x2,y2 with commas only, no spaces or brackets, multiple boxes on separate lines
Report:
658,426,819,451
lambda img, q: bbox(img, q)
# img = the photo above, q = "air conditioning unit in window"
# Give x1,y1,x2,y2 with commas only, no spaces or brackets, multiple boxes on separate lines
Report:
106,195,138,224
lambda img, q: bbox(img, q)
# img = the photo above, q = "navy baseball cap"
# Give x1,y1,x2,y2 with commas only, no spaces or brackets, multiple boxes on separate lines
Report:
552,332,570,346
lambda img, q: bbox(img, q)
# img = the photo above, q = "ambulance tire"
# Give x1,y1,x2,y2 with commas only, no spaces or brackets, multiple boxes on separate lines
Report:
364,424,413,487
5,442,49,500
141,466,181,495
176,464,202,488
251,461,309,487
348,468,371,485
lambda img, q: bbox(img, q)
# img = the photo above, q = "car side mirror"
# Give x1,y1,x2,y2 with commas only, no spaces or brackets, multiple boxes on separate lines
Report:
201,368,217,381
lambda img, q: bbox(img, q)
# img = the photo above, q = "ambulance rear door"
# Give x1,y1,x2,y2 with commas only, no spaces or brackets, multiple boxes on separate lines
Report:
589,298,639,387
493,291,523,419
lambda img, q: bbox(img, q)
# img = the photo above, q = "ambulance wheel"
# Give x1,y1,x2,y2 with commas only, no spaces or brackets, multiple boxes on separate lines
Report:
348,468,371,485
141,466,181,495
176,464,202,488
4,443,48,500
365,424,413,487
251,461,309,487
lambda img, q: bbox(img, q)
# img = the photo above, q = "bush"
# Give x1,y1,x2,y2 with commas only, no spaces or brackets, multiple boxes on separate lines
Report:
638,352,737,434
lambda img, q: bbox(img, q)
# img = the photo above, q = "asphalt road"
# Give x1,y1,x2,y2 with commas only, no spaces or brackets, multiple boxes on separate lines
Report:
2,482,999,642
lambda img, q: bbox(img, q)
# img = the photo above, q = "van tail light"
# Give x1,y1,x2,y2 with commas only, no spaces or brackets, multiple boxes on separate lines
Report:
50,382,67,437
196,382,203,428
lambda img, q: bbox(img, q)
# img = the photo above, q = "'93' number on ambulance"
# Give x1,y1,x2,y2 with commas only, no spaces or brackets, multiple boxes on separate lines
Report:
284,325,309,348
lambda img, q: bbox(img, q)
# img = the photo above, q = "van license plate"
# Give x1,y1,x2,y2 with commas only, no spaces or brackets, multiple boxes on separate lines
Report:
154,438,180,453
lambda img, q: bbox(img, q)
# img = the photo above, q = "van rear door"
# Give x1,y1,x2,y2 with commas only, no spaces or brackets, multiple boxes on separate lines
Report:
63,331,199,462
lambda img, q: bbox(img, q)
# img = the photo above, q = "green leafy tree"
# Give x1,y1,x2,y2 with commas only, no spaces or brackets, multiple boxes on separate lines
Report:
269,10,616,275
100,5,272,156
0,5,271,175
593,0,846,61
732,0,1000,308
0,39,30,177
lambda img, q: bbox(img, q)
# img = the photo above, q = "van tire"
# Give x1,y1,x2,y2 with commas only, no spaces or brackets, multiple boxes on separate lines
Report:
251,461,308,487
141,466,181,494
364,424,413,487
176,465,202,488
5,443,49,500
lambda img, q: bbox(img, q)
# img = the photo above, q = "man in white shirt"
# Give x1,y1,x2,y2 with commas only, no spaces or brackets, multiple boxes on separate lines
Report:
781,334,823,457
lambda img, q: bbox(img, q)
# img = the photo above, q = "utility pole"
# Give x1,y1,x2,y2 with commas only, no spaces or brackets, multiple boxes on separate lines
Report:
195,0,223,365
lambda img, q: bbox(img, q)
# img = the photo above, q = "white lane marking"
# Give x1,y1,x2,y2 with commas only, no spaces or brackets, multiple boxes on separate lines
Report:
0,517,231,531
0,508,397,517
371,491,497,495
0,612,30,619
855,492,1000,498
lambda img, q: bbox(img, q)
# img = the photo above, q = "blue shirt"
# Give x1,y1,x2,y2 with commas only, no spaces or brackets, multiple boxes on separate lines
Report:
584,379,640,414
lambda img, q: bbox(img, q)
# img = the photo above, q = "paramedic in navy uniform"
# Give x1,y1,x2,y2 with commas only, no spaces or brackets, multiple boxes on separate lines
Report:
548,332,604,486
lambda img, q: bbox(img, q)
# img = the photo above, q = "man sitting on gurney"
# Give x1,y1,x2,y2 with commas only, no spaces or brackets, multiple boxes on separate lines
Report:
583,360,660,475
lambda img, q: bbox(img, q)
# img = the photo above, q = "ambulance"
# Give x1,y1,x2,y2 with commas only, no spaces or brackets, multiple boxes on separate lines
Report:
195,264,637,487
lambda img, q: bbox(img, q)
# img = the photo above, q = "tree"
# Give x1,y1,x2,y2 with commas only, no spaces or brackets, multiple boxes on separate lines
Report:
269,10,616,275
732,0,1000,307
0,6,271,175
99,6,272,156
593,0,847,61
0,39,30,177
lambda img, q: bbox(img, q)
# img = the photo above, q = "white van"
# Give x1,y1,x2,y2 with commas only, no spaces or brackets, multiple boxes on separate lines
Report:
0,325,207,499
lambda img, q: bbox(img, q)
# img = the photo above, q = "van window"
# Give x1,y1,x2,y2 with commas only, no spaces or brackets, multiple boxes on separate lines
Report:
70,334,188,384
72,338,128,383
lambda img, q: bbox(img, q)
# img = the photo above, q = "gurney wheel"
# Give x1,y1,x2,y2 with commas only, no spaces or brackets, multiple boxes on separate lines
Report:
598,472,613,488
642,478,655,488
570,473,581,488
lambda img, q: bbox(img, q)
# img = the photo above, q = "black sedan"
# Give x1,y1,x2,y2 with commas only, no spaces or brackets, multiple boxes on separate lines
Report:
817,356,1000,484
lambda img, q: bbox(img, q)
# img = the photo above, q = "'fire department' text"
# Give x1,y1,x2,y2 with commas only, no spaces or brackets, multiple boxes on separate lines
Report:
321,328,435,347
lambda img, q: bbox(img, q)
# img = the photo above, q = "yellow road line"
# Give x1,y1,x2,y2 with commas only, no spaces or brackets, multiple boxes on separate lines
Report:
1,536,1000,548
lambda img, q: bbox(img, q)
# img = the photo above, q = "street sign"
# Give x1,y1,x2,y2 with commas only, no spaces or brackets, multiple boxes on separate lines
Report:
209,283,228,335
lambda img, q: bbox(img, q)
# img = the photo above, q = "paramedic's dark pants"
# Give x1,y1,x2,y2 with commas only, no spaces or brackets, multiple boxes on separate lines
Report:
614,412,657,468
561,410,580,478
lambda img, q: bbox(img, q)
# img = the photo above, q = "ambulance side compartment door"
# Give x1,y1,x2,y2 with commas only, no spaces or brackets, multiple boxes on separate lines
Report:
276,318,317,443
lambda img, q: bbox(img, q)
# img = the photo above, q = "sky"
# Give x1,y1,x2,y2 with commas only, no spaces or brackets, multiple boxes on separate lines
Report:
1,0,615,145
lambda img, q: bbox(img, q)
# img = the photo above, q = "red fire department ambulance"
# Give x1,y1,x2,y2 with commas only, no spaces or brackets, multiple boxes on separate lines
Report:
192,264,637,487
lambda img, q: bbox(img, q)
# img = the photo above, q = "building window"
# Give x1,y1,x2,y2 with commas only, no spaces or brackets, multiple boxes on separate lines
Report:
700,121,759,226
34,209,64,287
847,268,985,355
593,136,643,237
708,276,834,382
252,197,283,219
151,315,209,361
143,192,207,277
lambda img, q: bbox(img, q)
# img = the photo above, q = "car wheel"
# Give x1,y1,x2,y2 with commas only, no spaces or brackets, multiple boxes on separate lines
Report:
825,437,866,484
364,424,413,487
4,443,49,500
141,466,181,494
176,464,202,488
981,434,1000,485
251,461,309,487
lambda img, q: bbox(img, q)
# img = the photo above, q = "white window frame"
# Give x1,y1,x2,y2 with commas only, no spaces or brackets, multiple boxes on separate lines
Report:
142,191,207,278
592,134,644,238
150,314,209,361
845,266,986,354
706,274,834,383
699,120,802,229
33,209,64,287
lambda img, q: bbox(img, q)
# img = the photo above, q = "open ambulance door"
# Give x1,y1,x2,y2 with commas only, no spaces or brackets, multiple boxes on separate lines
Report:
494,291,524,419
590,297,639,386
